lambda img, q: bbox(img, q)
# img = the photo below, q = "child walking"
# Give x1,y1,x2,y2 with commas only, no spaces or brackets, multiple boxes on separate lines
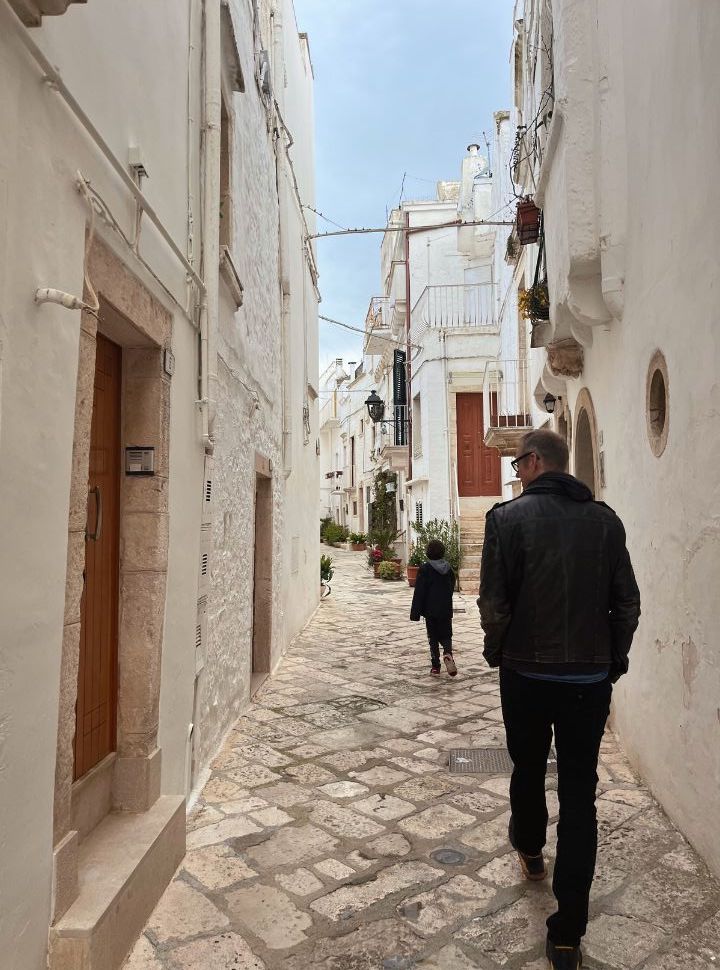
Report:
409,539,458,677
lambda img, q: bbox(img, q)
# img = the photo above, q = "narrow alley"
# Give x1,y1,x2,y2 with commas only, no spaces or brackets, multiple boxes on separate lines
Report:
125,549,720,970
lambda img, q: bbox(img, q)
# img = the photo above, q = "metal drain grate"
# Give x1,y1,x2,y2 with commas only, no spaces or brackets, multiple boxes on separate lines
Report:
449,747,557,774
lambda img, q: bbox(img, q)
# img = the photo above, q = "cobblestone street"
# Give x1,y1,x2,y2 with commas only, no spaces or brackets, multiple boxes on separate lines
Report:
125,549,720,970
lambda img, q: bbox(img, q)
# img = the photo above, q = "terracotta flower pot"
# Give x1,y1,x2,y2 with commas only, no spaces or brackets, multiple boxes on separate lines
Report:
406,565,419,588
373,562,382,578
351,542,366,552
516,198,540,245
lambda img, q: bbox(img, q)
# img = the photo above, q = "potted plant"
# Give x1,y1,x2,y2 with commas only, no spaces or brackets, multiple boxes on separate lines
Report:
349,532,367,552
320,554,334,596
378,560,402,581
369,545,384,578
323,522,348,547
406,544,426,588
516,197,541,245
518,280,550,322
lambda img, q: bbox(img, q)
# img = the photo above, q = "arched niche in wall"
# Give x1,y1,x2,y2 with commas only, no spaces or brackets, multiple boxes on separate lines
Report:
574,388,599,497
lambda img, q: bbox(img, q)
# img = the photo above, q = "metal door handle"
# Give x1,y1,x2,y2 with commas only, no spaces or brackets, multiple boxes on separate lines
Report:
86,485,103,541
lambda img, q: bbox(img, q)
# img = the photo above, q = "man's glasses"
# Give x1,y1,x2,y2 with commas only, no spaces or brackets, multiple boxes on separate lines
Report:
511,451,535,473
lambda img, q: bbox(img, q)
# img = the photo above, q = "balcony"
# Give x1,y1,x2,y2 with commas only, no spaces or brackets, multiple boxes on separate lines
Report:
377,405,410,474
483,359,533,456
364,297,393,356
8,0,84,26
410,284,497,341
319,394,340,430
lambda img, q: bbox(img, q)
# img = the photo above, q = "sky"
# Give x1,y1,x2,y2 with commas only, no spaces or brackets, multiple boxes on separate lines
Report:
293,0,516,374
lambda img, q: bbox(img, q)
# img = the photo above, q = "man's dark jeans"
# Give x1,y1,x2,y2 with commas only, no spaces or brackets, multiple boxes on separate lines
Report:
499,666,612,946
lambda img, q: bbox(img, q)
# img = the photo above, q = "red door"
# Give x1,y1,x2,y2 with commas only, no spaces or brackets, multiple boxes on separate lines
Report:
456,392,501,496
74,334,121,780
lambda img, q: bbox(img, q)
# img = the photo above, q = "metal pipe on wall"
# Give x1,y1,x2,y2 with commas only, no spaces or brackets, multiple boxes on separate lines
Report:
202,0,222,453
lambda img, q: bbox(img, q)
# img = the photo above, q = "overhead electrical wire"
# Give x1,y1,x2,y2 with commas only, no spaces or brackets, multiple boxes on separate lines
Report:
319,313,421,351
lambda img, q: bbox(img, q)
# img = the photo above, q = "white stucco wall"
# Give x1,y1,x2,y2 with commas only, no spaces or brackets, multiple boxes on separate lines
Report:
0,2,204,966
192,0,319,772
515,0,720,876
277,3,320,644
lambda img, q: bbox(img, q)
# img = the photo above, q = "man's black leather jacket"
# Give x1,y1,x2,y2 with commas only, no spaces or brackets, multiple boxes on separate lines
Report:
477,472,641,681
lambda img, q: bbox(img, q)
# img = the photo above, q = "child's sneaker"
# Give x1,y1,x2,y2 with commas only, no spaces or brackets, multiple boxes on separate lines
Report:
443,653,457,677
430,666,441,676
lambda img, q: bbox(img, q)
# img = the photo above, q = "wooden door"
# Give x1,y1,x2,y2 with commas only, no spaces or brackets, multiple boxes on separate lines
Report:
74,334,122,780
456,392,501,496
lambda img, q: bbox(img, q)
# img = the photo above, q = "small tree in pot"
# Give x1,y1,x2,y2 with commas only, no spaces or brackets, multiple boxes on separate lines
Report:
406,544,426,588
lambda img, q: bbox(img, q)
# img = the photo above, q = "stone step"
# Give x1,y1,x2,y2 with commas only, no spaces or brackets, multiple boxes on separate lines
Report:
461,542,484,555
49,796,185,970
461,534,485,546
459,571,481,585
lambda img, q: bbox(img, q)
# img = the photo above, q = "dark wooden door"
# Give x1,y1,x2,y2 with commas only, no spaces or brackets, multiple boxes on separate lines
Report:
74,334,121,780
456,392,501,496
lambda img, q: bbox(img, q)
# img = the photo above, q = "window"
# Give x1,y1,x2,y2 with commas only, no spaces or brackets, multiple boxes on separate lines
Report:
412,394,422,458
353,501,358,516
646,351,669,457
415,502,423,527
359,419,364,435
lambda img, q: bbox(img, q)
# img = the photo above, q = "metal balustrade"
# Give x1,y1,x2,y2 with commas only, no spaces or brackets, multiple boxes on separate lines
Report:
411,284,497,339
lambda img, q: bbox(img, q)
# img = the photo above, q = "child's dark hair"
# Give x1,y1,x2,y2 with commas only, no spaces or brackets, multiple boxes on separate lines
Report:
426,539,445,561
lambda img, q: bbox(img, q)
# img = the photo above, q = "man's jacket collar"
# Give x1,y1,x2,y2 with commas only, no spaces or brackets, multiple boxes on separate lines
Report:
523,472,593,503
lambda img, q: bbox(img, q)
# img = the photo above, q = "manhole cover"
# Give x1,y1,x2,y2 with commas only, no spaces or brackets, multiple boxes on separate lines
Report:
431,848,468,866
328,695,387,715
449,747,557,774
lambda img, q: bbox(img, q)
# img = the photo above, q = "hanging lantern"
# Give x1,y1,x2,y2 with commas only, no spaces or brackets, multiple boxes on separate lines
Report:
516,198,541,245
364,390,386,424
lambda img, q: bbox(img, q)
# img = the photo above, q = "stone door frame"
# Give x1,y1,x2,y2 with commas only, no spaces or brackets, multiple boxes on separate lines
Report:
52,236,172,923
574,387,599,497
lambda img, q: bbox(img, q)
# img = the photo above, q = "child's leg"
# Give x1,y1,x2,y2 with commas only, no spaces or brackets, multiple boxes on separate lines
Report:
441,635,458,676
425,620,441,670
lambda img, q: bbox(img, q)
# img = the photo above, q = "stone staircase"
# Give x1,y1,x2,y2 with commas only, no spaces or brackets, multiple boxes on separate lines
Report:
457,497,497,594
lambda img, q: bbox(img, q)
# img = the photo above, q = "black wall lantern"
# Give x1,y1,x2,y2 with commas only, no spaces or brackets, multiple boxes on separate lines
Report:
543,392,558,414
364,389,411,441
364,390,386,424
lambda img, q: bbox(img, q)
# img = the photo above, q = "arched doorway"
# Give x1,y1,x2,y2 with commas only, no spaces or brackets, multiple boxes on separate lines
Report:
574,390,598,496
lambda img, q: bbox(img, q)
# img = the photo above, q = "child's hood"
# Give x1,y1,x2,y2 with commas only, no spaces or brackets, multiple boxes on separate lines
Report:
428,558,451,575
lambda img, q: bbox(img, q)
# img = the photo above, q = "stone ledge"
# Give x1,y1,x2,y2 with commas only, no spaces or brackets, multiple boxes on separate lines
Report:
49,795,185,970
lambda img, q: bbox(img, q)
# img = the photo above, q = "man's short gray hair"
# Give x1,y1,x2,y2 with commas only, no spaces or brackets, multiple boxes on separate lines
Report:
521,429,569,471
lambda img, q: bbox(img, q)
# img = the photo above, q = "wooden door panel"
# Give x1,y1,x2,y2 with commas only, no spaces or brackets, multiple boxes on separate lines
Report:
74,334,121,780
456,392,501,497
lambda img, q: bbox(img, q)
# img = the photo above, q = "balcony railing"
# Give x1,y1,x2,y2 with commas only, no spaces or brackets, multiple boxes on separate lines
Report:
364,296,394,355
411,284,496,339
377,404,409,448
483,359,533,456
319,394,339,429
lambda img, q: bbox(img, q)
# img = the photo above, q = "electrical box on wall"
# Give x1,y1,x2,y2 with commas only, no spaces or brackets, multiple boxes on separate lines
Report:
125,446,155,475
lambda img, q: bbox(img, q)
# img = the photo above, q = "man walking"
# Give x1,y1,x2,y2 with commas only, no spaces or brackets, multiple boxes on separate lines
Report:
478,429,640,970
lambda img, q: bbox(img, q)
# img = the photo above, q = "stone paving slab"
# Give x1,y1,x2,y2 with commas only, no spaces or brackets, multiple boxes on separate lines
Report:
124,548,720,970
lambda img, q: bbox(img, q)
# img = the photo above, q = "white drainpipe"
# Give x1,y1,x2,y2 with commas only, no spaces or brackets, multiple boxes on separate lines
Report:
202,0,221,454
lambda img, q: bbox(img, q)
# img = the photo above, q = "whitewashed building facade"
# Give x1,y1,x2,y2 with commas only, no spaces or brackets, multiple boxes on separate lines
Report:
0,1,318,967
509,0,720,878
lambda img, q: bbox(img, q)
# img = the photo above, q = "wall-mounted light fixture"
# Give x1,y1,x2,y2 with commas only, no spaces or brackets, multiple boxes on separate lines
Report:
543,393,558,414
